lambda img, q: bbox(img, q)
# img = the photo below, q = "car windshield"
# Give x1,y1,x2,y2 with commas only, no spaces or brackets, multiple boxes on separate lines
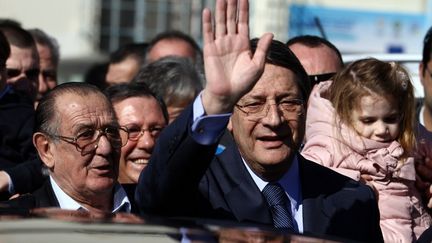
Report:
0,207,344,243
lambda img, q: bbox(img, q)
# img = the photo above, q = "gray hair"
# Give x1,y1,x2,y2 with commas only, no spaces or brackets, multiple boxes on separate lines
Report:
133,56,204,107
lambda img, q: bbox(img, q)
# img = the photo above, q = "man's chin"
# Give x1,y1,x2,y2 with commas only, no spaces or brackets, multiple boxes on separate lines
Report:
92,177,116,189
257,149,293,165
260,157,291,168
257,157,294,181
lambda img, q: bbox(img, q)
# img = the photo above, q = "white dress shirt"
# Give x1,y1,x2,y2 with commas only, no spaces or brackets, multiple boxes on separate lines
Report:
50,176,131,213
243,156,304,233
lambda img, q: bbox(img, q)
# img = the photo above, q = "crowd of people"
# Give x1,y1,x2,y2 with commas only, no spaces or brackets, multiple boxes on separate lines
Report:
2,0,432,242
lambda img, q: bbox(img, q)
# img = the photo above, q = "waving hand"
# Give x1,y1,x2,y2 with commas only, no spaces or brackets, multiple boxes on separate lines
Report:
201,0,273,115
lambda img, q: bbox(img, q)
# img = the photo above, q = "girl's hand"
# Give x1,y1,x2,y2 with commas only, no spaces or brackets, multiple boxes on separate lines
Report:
360,174,372,183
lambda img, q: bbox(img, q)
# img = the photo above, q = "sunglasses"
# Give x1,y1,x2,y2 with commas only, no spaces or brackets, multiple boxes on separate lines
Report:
7,68,40,79
308,72,336,86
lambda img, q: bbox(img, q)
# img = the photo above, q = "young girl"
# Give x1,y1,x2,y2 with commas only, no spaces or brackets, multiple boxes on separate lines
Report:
301,58,431,242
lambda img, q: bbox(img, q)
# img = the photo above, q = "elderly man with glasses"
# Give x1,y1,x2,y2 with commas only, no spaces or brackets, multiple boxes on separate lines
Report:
5,82,135,215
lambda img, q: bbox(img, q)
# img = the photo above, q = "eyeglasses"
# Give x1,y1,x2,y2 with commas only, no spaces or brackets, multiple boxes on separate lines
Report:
308,72,336,86
7,68,40,80
48,126,129,155
126,126,165,141
235,98,304,121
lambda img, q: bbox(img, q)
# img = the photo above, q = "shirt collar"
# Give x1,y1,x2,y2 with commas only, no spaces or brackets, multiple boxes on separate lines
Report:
242,154,302,209
50,176,131,213
420,104,425,126
112,183,131,213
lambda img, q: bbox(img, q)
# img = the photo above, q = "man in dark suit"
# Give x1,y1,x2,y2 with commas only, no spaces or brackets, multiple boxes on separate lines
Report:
136,0,383,242
415,26,432,211
0,27,36,200
5,82,134,214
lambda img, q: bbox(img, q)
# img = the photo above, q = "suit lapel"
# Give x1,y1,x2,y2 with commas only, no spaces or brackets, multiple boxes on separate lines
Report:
216,146,337,230
298,155,331,233
32,179,61,208
216,142,273,225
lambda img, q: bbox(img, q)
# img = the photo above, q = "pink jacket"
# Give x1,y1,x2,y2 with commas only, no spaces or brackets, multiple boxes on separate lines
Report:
301,81,431,242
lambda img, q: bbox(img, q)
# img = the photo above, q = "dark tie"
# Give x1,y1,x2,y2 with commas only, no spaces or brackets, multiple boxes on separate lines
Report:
262,182,295,231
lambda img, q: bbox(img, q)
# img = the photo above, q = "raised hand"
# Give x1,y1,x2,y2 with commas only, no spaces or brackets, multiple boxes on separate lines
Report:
201,0,273,115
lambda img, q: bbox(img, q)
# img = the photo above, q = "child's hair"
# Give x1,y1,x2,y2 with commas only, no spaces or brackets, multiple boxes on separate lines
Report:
329,58,416,155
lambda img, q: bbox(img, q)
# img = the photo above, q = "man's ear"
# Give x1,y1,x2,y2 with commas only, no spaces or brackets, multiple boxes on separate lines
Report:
33,132,55,169
420,63,426,86
227,117,233,132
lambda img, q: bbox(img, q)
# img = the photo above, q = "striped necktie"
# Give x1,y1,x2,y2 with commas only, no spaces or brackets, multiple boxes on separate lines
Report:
262,182,295,231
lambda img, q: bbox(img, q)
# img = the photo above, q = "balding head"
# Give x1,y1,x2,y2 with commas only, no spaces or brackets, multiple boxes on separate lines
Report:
289,42,342,75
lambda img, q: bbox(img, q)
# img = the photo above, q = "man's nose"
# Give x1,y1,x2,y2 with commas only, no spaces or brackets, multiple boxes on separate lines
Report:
136,131,156,151
95,134,113,154
38,74,48,94
260,103,283,127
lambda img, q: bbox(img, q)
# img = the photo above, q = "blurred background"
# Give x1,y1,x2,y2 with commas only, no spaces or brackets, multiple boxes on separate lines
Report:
0,0,431,96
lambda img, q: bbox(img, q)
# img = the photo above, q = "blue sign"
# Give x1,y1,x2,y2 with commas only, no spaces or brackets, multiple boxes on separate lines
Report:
289,4,428,53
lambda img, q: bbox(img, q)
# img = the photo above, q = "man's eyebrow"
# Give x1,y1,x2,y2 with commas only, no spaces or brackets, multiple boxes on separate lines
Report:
241,97,264,102
121,122,139,127
277,92,300,98
241,92,299,102
72,120,119,133
72,123,95,133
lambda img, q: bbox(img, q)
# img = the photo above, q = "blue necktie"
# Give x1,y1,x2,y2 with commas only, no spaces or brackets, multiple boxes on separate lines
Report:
262,182,295,231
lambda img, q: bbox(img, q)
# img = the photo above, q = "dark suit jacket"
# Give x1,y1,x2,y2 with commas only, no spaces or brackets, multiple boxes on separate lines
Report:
4,180,138,214
418,225,432,243
0,180,57,217
0,89,36,169
3,157,47,197
5,179,60,209
0,89,41,200
136,105,383,242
